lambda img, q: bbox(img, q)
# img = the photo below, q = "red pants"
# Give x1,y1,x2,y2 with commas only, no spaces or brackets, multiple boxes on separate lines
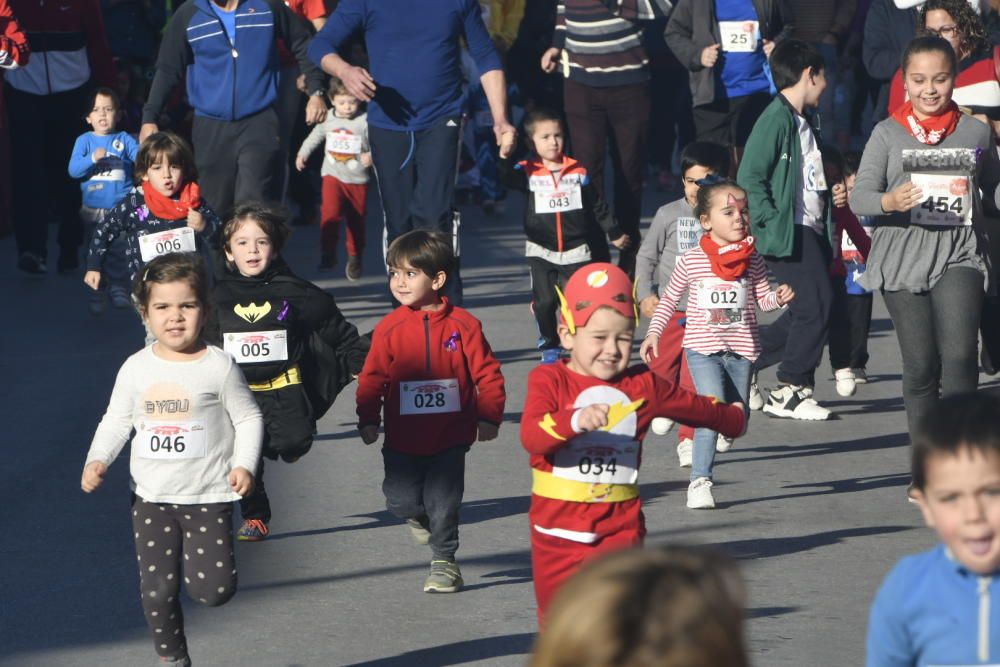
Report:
321,176,368,257
647,310,695,442
531,527,643,623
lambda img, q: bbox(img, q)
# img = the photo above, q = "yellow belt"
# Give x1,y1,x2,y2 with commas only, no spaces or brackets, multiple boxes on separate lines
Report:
248,365,301,392
531,468,639,503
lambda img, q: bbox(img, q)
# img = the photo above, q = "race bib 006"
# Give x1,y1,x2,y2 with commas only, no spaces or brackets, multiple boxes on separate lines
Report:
135,421,207,460
719,20,759,52
223,330,289,364
399,378,460,415
138,226,196,262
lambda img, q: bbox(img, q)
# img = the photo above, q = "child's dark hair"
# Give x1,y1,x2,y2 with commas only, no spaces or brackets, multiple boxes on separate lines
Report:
680,141,731,179
85,87,121,116
222,201,291,255
902,35,958,76
694,178,745,220
328,77,352,98
770,39,825,91
385,230,455,283
912,392,1000,490
529,545,748,667
843,150,862,178
524,108,564,138
133,252,210,314
134,131,198,185
918,0,989,61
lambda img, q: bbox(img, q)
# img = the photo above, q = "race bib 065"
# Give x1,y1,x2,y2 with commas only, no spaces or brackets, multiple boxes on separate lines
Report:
326,132,363,156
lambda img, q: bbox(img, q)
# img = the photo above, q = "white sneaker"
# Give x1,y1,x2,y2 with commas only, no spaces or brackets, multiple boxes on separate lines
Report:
834,368,857,397
852,368,869,384
762,385,831,420
748,382,764,411
677,438,693,468
716,434,734,452
687,477,715,509
651,417,675,436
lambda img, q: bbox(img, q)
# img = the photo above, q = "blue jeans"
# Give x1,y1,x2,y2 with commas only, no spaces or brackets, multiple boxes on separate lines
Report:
685,349,752,481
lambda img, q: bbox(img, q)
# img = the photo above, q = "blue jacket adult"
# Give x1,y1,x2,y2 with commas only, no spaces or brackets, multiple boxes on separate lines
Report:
142,0,324,124
308,0,503,131
866,545,1000,666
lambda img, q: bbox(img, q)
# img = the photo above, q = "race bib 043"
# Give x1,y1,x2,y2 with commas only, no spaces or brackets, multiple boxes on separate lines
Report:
138,226,196,262
399,378,461,415
135,421,207,460
223,330,289,364
719,20,759,52
534,185,583,213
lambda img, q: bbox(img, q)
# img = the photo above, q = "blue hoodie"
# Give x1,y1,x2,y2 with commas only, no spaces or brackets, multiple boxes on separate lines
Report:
68,131,141,210
867,545,1000,666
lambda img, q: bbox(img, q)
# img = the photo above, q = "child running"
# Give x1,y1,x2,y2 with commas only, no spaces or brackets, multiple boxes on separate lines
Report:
205,202,367,542
81,252,263,667
499,108,630,364
84,132,220,297
867,392,1000,665
521,262,746,619
635,141,731,467
68,87,139,314
640,180,793,510
295,77,371,278
356,230,505,593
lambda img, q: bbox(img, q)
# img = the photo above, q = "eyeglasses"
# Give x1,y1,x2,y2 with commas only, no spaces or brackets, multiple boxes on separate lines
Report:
925,25,959,38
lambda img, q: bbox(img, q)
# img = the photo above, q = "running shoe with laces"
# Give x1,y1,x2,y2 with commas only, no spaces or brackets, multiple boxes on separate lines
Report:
110,285,132,309
748,381,764,411
345,255,363,282
852,368,869,384
716,434,734,452
687,477,715,509
762,385,830,420
424,560,463,593
406,515,431,545
677,438,693,468
236,518,269,542
834,368,857,397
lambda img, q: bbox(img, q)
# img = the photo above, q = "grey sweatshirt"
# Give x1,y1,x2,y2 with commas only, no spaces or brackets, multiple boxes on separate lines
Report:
85,346,263,504
297,110,370,185
849,115,1000,292
635,197,703,310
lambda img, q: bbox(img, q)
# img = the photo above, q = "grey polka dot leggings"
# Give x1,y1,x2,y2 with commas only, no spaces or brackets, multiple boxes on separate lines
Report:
132,495,237,659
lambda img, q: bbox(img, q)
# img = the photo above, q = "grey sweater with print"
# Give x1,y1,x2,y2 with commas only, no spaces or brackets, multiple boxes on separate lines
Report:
849,115,1000,292
297,110,370,185
635,197,703,310
85,346,263,505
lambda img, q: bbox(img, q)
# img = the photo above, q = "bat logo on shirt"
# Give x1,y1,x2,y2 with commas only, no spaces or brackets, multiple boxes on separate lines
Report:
234,301,272,323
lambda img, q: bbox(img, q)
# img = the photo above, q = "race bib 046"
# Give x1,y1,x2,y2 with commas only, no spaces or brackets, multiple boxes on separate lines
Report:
223,330,289,364
399,378,461,415
138,226,196,262
135,421,207,460
719,20,759,52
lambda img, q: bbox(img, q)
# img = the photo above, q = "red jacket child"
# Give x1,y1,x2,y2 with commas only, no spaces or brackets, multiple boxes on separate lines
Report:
521,263,746,620
357,298,506,455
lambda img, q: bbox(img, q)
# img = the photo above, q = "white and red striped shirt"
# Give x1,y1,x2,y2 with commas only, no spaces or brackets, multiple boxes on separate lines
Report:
646,248,782,361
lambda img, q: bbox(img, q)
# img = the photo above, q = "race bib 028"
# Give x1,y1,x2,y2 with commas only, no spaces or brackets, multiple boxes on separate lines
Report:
399,378,461,415
138,226,196,262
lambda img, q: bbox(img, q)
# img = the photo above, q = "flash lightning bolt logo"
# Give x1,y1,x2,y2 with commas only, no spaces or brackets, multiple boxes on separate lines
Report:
538,413,566,441
600,398,645,432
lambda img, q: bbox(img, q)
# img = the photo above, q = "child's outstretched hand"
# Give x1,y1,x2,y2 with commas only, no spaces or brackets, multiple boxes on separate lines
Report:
295,155,307,172
360,152,373,168
187,208,206,232
611,234,631,249
84,270,102,291
81,461,107,493
228,467,254,497
775,284,795,305
359,425,378,445
576,404,610,432
477,421,499,442
882,182,923,213
639,335,659,363
639,295,659,319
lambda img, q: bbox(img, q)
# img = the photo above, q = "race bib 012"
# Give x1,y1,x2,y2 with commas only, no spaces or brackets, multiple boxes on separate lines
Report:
223,330,289,364
399,378,461,415
719,20,759,53
135,421,207,460
138,226,196,262
697,278,747,328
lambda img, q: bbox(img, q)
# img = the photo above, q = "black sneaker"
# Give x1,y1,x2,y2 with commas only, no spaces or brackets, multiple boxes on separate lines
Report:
17,252,46,274
57,249,79,274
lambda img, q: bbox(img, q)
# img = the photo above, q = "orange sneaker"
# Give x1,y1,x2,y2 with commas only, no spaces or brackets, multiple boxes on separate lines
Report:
237,519,269,542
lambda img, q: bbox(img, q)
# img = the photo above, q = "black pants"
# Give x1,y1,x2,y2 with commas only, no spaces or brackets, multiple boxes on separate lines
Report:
757,227,834,387
131,496,236,660
191,107,281,220
240,384,315,522
829,290,873,371
528,256,588,349
382,445,469,561
563,79,649,276
692,91,771,149
6,84,87,260
882,267,983,439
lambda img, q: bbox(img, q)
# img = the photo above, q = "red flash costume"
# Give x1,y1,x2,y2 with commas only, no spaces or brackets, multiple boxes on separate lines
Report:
521,264,746,619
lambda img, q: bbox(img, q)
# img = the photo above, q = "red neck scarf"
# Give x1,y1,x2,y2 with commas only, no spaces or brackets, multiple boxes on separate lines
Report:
892,100,961,145
143,181,202,220
699,234,756,281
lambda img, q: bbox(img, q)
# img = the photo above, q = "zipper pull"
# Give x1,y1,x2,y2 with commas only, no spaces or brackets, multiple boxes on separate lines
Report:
232,49,239,58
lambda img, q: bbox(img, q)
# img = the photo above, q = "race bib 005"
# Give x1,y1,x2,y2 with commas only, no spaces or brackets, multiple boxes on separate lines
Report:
135,421,207,460
138,226,196,262
399,378,460,415
223,330,289,364
719,20,759,52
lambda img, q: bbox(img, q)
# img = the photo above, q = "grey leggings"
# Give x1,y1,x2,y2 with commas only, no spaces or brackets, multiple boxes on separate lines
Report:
882,267,984,439
132,496,237,660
